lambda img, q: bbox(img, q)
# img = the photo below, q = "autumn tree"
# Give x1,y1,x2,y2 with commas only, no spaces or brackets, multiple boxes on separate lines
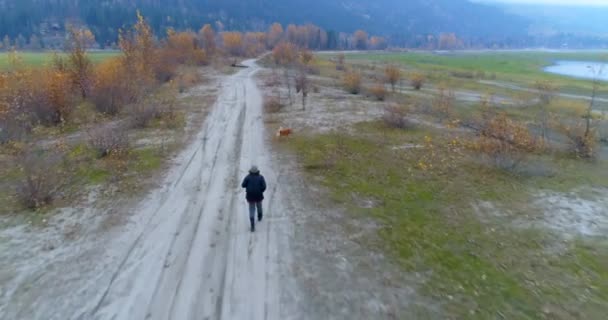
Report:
164,29,205,66
370,36,388,50
222,32,244,56
353,30,368,50
272,42,298,66
384,65,401,92
267,23,284,49
272,42,298,105
66,26,95,98
244,32,266,57
199,24,216,55
118,12,158,99
438,33,462,50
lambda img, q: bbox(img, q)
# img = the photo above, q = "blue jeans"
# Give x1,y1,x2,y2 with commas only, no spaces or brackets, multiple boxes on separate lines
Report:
248,201,263,220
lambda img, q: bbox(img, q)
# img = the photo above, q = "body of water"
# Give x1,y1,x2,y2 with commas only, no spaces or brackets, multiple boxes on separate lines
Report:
545,61,608,81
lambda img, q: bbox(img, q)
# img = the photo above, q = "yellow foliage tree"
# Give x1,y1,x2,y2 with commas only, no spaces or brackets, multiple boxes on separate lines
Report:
66,26,95,98
222,32,244,56
199,24,216,55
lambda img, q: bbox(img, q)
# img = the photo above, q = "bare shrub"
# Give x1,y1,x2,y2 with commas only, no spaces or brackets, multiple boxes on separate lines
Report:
559,122,598,159
384,65,401,92
432,86,455,122
88,125,130,158
336,53,346,71
370,83,387,101
295,70,310,110
15,149,67,209
128,103,161,128
382,104,414,129
343,71,362,94
410,72,426,90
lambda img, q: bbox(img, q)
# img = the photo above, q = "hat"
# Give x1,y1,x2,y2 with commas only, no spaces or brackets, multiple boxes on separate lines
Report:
249,165,260,174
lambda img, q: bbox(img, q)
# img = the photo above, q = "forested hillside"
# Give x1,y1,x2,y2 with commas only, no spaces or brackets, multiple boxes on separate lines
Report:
0,0,528,49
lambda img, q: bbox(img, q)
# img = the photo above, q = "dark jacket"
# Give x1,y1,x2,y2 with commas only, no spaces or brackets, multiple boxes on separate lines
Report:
241,173,267,202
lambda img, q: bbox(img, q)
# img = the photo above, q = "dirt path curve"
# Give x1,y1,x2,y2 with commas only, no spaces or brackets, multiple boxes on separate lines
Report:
86,59,292,320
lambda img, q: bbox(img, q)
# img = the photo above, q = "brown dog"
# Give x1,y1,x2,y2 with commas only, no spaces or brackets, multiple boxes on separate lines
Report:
276,126,293,137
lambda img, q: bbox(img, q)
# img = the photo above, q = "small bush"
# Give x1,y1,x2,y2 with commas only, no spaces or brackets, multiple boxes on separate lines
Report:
370,84,387,101
336,53,346,71
450,71,475,79
87,125,130,158
129,103,161,128
264,96,284,113
410,73,426,90
384,65,401,92
306,65,321,75
432,87,455,122
343,71,362,94
175,69,203,92
15,149,66,209
382,104,414,129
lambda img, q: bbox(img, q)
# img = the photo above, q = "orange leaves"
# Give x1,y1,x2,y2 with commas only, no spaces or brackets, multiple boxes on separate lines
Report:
91,58,131,115
470,112,540,170
162,29,207,68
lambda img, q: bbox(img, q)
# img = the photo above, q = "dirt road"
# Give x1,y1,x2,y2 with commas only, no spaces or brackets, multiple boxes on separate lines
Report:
83,59,292,320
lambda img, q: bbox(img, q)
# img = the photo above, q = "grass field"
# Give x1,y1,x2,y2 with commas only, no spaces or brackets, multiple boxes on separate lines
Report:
0,51,119,69
288,122,608,319
324,51,608,97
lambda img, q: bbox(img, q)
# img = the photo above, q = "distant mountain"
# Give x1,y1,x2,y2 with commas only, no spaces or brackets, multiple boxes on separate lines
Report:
499,4,608,36
0,0,529,47
473,1,608,48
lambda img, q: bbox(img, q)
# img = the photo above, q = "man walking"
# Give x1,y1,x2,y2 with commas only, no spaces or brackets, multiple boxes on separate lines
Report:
241,166,267,232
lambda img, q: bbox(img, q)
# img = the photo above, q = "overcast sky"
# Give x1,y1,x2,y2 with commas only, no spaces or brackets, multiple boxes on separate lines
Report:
478,0,608,5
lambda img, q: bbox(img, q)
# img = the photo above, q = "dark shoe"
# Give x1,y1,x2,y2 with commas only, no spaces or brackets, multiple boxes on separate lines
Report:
250,218,255,232
258,213,263,222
